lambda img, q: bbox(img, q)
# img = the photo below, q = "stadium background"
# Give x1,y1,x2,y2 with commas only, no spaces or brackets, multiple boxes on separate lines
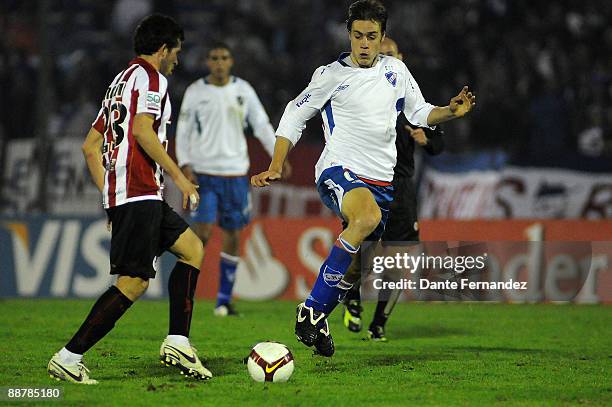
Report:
0,0,611,302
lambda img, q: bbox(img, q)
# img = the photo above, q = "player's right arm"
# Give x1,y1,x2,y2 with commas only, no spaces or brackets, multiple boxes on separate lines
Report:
82,126,105,192
251,65,336,187
132,113,199,209
251,136,292,187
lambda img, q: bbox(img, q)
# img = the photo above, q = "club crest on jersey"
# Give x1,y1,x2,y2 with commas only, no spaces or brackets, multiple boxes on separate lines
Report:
323,266,343,287
385,71,397,87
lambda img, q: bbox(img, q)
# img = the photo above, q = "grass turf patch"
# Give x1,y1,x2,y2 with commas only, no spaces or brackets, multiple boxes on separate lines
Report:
0,300,610,406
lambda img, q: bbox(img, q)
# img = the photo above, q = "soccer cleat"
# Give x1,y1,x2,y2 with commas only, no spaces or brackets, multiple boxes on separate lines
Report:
313,319,335,357
295,302,326,347
213,303,241,317
47,353,98,385
343,300,363,333
367,324,388,342
159,339,213,380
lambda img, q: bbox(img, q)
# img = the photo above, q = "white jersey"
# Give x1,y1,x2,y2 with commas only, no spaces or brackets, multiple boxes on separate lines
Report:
277,53,435,183
175,76,276,176
91,57,171,208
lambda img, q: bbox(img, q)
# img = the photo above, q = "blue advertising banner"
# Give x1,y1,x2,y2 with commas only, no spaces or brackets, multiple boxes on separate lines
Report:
0,217,169,298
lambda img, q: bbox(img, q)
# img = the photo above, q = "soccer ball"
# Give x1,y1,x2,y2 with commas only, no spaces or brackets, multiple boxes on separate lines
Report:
247,342,294,382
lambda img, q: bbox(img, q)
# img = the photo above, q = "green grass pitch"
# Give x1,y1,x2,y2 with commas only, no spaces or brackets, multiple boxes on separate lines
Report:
0,299,610,406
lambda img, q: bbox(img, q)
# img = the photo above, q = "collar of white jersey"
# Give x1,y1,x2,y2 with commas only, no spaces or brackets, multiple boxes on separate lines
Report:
337,52,383,68
203,75,237,85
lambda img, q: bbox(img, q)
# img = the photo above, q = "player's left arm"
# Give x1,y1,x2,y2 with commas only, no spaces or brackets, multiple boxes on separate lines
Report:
82,127,105,192
426,86,476,126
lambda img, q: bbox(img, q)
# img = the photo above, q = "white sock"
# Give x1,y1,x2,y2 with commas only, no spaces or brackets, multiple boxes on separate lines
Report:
58,347,83,365
166,335,190,348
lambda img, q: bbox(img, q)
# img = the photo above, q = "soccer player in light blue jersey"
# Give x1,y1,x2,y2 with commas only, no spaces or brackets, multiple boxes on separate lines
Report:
251,0,475,356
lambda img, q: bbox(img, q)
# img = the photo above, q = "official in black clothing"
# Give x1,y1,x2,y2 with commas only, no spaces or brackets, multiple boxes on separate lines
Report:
383,113,444,242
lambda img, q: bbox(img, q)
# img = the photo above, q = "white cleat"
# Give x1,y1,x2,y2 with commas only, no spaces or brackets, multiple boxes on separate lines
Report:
47,353,98,385
159,339,212,380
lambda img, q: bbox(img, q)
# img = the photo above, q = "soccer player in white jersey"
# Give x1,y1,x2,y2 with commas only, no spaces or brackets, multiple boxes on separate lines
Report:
343,37,446,342
47,14,212,384
176,42,286,317
251,0,475,357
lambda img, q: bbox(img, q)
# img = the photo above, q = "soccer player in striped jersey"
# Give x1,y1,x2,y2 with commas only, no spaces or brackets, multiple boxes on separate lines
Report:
47,14,212,384
176,42,287,317
251,0,475,357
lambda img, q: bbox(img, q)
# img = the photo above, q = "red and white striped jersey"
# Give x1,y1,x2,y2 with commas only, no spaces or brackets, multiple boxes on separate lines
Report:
91,57,172,208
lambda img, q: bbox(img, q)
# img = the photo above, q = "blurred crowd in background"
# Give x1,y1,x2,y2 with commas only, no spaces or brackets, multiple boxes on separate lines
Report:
1,0,611,162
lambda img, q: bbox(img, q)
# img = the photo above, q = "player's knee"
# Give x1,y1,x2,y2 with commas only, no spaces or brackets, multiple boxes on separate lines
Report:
127,279,148,298
117,278,149,301
228,231,240,247
137,279,149,294
353,210,381,236
192,239,205,265
182,238,204,268
222,230,240,255
371,208,382,227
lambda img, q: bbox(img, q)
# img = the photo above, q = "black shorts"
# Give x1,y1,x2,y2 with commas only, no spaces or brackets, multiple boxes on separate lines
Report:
105,200,189,279
382,177,419,242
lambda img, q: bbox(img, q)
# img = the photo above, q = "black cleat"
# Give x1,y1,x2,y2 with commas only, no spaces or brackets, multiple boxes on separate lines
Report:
295,302,326,347
343,300,363,333
314,319,335,357
367,324,388,342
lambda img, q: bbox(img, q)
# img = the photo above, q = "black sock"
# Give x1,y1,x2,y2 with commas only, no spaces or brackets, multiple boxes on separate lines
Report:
65,286,133,354
345,284,361,303
371,300,389,327
168,262,200,337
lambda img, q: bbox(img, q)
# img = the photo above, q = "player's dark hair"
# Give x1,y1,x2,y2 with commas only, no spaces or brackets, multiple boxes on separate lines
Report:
207,41,232,57
133,14,184,55
346,0,387,33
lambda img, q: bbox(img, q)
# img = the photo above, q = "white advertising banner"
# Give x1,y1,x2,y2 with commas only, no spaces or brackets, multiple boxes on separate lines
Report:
419,166,612,219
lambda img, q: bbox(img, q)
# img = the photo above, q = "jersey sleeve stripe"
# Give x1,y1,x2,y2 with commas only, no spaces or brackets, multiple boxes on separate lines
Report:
125,86,140,199
137,60,160,92
322,99,335,134
395,97,405,112
120,65,139,83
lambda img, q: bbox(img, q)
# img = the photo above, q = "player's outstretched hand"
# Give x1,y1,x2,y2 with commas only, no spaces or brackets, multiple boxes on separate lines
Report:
175,175,200,210
449,86,476,117
251,170,281,187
